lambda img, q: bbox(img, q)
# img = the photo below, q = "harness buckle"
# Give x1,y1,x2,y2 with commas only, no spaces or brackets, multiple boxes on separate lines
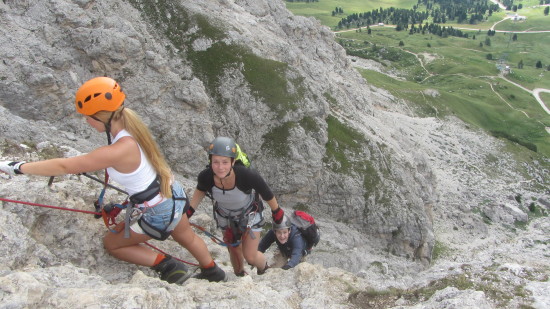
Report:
246,211,258,240
246,211,255,229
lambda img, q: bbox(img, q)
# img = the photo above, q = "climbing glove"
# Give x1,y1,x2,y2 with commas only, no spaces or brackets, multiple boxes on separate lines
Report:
271,207,285,224
0,161,25,177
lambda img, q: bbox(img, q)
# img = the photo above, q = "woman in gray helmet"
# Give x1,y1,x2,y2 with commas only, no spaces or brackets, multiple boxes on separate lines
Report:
188,136,285,276
258,215,308,270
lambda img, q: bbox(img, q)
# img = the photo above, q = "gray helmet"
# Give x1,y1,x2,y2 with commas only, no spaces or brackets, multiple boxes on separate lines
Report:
208,136,237,158
273,215,292,231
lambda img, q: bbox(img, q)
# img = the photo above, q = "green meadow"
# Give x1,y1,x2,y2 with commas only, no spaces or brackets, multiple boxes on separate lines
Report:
286,1,550,158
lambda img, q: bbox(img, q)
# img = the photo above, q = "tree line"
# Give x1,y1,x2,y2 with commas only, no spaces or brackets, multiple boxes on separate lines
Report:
337,0,501,30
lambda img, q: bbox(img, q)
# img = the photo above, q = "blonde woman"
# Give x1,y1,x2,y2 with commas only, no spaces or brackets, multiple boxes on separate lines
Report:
0,77,226,284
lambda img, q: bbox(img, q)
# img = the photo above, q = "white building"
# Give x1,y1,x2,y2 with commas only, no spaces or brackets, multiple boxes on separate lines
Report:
511,14,527,21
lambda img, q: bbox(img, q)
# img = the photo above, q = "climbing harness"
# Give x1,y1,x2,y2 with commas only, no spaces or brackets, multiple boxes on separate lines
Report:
77,167,176,241
213,192,265,244
132,180,184,241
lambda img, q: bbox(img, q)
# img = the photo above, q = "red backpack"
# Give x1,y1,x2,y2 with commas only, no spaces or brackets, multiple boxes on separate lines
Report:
289,210,320,250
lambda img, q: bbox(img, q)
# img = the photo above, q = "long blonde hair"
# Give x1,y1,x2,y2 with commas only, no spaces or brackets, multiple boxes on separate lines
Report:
94,106,173,198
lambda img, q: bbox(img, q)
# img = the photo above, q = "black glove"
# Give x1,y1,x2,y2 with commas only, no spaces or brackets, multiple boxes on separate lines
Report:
271,207,284,224
186,206,195,218
281,265,291,270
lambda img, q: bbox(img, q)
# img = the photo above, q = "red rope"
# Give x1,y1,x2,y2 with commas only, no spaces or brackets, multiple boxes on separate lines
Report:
0,197,200,267
0,197,100,215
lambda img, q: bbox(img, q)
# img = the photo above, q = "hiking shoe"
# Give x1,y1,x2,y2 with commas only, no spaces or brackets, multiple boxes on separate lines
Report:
257,263,269,275
193,263,227,282
235,270,248,277
151,255,192,284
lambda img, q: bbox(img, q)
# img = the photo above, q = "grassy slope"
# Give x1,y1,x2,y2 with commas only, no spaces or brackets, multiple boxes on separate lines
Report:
285,1,550,158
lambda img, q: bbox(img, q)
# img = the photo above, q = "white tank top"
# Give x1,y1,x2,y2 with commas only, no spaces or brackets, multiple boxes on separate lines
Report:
106,130,157,196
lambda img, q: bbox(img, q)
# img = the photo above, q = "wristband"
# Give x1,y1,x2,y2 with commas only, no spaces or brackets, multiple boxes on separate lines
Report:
186,206,196,218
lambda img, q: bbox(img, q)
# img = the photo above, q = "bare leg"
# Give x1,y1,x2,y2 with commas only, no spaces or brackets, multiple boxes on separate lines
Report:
103,224,156,266
227,245,245,274
241,230,266,270
170,214,215,267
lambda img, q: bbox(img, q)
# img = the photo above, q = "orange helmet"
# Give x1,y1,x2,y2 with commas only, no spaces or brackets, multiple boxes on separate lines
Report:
75,77,125,116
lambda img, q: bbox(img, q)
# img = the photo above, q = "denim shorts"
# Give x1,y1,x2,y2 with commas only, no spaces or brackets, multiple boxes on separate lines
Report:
131,181,186,235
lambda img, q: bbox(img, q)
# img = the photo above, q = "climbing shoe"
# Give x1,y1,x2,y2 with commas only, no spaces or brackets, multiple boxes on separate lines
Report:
193,263,227,282
151,255,192,284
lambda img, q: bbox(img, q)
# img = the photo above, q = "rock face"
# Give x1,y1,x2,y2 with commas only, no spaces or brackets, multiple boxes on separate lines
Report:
0,0,435,261
0,0,548,308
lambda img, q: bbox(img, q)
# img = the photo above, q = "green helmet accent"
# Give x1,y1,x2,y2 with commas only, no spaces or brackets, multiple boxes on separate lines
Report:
208,137,237,158
273,215,291,231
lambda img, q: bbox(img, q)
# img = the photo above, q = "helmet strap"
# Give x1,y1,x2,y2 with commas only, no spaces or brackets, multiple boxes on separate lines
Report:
93,111,116,145
224,168,232,178
215,167,233,195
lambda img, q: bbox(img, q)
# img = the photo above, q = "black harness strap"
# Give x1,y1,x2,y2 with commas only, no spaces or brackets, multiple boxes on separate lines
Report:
133,180,189,241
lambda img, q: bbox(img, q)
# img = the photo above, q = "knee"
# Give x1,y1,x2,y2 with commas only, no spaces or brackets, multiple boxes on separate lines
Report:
173,229,201,249
174,234,193,248
243,250,261,264
103,236,115,255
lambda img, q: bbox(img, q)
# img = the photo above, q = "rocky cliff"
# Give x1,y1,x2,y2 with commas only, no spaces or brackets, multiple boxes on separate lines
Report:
0,0,548,308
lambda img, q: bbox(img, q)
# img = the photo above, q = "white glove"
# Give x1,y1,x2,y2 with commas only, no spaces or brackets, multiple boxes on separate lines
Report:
0,161,26,177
